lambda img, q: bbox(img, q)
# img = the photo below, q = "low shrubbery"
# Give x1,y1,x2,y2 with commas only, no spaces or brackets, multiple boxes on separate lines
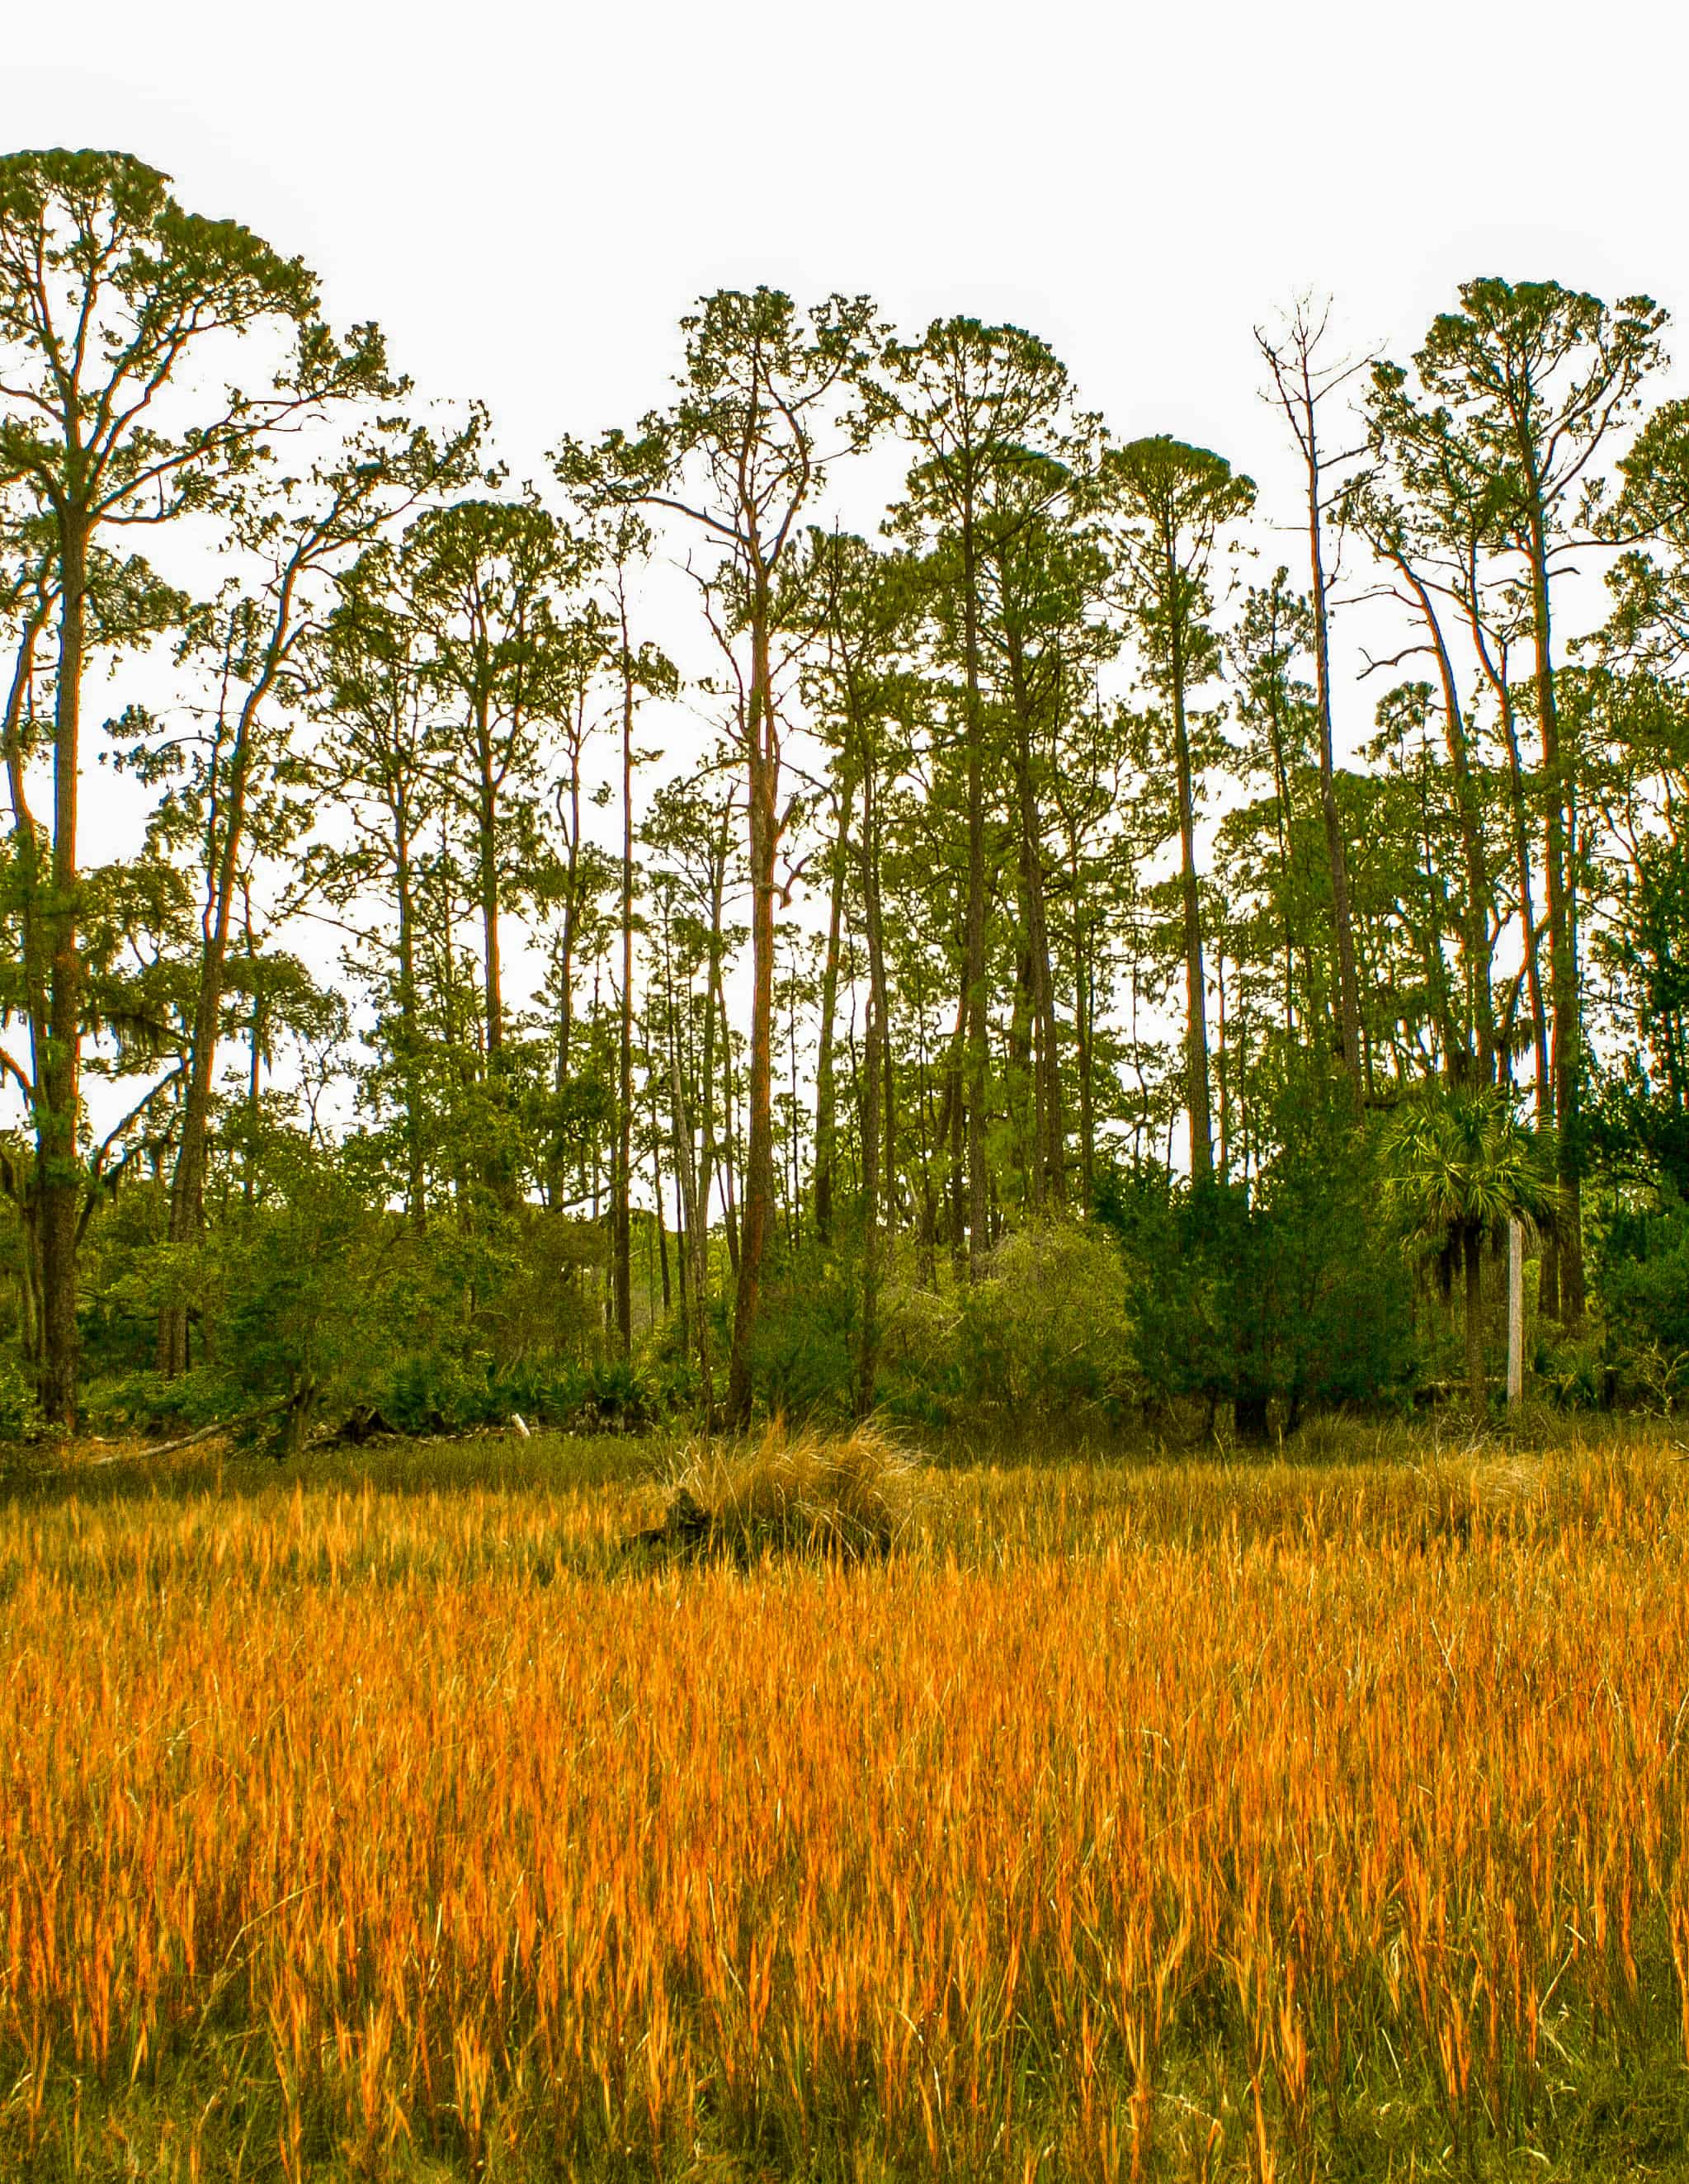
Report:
874,1221,1135,1434
5,1069,1677,1452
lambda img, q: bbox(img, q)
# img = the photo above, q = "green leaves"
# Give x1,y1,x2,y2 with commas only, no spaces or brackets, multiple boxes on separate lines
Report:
1102,436,1255,694
1379,278,1669,559
1383,1083,1554,1248
0,149,322,522
556,286,884,565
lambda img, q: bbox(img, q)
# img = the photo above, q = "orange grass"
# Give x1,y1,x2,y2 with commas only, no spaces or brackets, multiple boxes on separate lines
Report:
1,1443,1687,2178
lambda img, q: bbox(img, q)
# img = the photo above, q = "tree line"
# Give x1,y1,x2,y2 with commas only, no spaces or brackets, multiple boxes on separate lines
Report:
2,148,1687,1436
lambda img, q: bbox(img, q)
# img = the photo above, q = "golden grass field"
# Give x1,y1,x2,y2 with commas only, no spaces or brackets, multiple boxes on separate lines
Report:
2,1426,1687,2180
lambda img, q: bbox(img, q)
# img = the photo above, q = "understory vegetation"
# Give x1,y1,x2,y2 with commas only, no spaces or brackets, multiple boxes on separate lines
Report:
1,1423,1686,2180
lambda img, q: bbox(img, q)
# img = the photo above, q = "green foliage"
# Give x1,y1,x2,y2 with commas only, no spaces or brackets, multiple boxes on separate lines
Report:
950,1224,1135,1421
77,1119,692,1445
1098,1074,1420,1432
1383,1083,1554,1251
1535,1330,1611,1411
380,1349,682,1436
1593,1198,1689,1410
745,1223,1134,1434
4,214,1686,1445
185,1131,419,1433
748,1240,862,1420
735,1097,1418,1444
0,1356,40,1441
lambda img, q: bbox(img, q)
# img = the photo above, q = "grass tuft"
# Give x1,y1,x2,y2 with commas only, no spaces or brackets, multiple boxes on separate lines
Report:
653,1416,920,1562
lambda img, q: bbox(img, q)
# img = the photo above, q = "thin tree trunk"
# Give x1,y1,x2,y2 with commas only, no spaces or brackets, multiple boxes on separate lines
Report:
960,509,990,1276
554,706,585,1094
812,772,852,1246
1389,553,1496,1080
159,578,299,1375
1493,665,1558,1315
712,960,740,1280
1216,947,1229,1179
913,984,939,1291
243,907,262,1210
2,603,50,1360
948,1026,968,1280
696,806,728,1273
1301,404,1364,1088
668,1012,710,1418
394,809,426,1226
857,978,883,1419
614,609,635,1356
477,700,503,1067
1263,672,1299,1035
1003,630,1065,1207
727,589,778,1426
1262,318,1364,1086
652,1123,671,1314
1168,579,1213,1186
1526,501,1585,1323
39,517,89,1427
1078,913,1097,1212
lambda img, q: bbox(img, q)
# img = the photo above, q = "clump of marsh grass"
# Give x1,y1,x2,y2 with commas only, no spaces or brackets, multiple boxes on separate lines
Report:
638,1418,919,1564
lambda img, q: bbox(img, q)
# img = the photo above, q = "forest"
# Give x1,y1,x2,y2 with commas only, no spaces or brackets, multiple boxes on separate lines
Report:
2,146,1687,1446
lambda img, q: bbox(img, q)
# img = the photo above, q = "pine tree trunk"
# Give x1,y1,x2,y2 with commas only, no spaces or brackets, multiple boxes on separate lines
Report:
614,642,635,1355
1304,432,1364,1089
812,774,852,1246
961,510,990,1276
1168,603,1213,1186
478,707,503,1067
38,517,88,1428
727,592,779,1427
2,607,50,1370
1399,564,1496,1080
1005,639,1065,1209
395,820,426,1227
159,623,286,1375
857,982,883,1419
713,964,740,1281
1526,509,1585,1323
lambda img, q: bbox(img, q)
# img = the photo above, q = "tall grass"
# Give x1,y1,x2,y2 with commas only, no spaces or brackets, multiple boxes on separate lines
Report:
0,1432,1686,2177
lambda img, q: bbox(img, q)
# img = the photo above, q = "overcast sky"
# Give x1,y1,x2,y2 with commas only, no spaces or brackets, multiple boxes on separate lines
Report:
10,0,1685,521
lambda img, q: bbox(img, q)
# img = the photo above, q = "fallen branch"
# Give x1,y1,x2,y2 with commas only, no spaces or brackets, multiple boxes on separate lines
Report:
87,1397,292,1467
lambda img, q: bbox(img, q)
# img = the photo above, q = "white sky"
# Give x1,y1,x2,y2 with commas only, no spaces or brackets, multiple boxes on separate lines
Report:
4,0,1686,1140
10,0,1683,526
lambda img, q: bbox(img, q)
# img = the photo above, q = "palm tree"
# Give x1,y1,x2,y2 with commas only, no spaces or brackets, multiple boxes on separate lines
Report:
1384,1087,1554,1415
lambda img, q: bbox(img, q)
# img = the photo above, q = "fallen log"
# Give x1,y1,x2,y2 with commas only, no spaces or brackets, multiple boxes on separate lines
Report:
87,1397,292,1466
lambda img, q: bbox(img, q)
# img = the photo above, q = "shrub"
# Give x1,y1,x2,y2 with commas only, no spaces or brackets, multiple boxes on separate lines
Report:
746,1240,861,1418
1597,1199,1689,1410
0,1357,40,1443
954,1224,1135,1422
1097,1069,1421,1436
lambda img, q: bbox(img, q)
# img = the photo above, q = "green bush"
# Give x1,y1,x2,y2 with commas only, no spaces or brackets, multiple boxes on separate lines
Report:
1597,1200,1689,1410
747,1240,861,1419
953,1224,1135,1421
1097,1071,1420,1436
0,1356,40,1442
